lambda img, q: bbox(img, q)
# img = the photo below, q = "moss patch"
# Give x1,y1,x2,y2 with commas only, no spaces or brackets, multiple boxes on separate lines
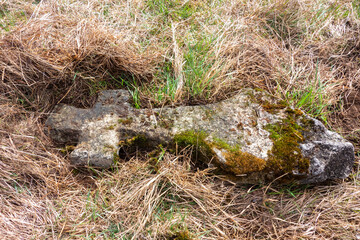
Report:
173,130,213,161
212,138,266,174
174,131,266,175
249,89,311,177
265,109,310,175
222,151,267,175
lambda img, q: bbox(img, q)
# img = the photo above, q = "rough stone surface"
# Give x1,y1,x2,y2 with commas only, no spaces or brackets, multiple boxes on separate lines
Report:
45,89,355,184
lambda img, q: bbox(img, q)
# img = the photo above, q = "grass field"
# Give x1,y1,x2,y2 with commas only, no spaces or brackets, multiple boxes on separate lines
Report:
0,0,360,239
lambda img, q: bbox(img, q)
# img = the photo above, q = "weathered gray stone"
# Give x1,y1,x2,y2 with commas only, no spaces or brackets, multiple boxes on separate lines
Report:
45,89,355,184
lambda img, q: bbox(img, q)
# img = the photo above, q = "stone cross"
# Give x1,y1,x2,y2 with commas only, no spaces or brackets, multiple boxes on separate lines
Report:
45,89,354,184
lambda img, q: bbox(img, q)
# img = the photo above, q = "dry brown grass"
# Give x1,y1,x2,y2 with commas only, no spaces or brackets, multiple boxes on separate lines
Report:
0,1,157,110
1,0,360,239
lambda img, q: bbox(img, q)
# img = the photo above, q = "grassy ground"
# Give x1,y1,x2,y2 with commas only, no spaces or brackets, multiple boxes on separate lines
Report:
0,0,360,239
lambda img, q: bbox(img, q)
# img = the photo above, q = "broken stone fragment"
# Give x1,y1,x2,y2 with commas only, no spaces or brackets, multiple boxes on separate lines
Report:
45,89,355,184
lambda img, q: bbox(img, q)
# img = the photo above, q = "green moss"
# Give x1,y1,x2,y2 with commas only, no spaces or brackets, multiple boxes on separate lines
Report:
300,117,315,129
171,230,192,240
285,108,303,117
147,145,167,173
248,89,310,177
253,87,265,92
173,130,213,159
174,131,266,175
223,151,266,175
174,130,206,145
265,110,310,175
212,137,237,151
212,137,266,174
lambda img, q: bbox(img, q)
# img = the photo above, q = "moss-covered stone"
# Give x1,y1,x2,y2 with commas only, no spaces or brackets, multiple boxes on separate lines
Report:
265,109,310,176
174,131,266,175
173,130,213,160
211,138,266,174
221,151,267,175
285,108,303,117
248,90,311,177
47,88,354,183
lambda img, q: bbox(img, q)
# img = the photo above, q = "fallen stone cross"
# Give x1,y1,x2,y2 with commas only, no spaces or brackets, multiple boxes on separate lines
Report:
45,89,355,184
